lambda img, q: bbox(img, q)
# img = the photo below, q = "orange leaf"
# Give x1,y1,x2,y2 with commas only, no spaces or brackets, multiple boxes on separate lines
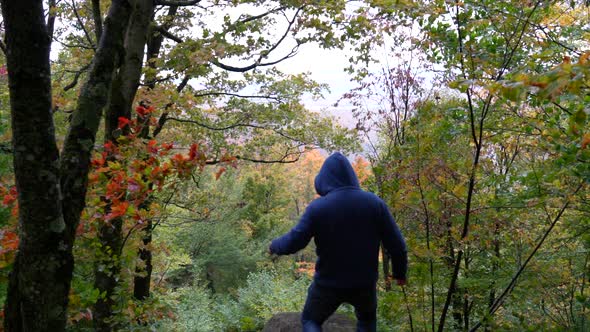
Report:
105,201,129,221
582,133,590,150
0,230,19,254
215,167,226,180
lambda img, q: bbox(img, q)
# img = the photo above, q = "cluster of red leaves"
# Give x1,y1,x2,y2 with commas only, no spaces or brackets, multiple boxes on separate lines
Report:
0,103,238,276
0,186,18,218
83,104,236,232
0,184,19,265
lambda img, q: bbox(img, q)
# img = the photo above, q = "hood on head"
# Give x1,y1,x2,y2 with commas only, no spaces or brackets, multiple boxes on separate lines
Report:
314,152,360,196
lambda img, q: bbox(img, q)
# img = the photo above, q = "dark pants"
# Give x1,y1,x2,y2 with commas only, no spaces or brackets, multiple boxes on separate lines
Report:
301,281,377,332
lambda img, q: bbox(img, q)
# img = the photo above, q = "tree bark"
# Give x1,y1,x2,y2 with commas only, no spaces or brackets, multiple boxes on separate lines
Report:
0,1,66,330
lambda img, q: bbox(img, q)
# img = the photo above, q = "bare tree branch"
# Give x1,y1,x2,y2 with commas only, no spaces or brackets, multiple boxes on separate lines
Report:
92,0,102,42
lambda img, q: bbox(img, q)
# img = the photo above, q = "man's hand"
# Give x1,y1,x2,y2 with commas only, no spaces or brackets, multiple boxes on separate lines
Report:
268,245,279,262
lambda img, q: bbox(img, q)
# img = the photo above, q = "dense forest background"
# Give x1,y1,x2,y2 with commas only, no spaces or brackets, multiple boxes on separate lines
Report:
0,0,589,331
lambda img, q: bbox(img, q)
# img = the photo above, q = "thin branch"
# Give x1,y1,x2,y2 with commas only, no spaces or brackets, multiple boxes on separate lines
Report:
63,63,91,91
469,182,584,332
237,6,286,24
119,222,142,255
70,0,96,50
155,26,183,43
551,101,573,115
235,151,303,164
154,0,201,6
194,91,283,102
152,75,191,138
166,117,302,142
210,6,303,72
52,38,96,50
211,46,299,72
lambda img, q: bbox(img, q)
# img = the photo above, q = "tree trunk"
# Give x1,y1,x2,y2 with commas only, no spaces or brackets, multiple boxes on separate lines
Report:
1,1,68,330
93,0,152,329
133,218,153,300
133,6,179,301
1,0,132,330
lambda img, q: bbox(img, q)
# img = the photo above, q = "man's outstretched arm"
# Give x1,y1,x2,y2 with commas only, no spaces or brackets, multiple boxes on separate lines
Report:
380,201,408,282
269,205,314,255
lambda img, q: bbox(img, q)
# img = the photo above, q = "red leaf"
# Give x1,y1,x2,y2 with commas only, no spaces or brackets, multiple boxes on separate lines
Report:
106,173,126,200
2,186,17,206
91,152,107,167
76,221,85,236
104,141,116,154
0,230,19,254
189,143,199,160
118,117,131,129
147,140,158,154
135,105,154,117
160,142,174,152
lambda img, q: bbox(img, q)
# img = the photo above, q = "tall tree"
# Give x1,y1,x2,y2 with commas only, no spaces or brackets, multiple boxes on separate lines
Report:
0,0,132,330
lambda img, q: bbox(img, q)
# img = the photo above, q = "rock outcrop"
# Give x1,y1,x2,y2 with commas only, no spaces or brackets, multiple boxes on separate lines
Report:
262,312,355,332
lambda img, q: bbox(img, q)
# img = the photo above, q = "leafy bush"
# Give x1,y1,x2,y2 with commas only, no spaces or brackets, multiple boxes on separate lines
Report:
161,284,222,332
164,269,310,331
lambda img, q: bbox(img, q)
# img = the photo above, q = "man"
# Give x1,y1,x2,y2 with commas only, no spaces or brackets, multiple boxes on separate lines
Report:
269,152,408,332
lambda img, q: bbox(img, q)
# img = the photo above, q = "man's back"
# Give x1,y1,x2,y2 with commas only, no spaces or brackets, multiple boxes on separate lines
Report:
310,187,390,288
270,152,407,288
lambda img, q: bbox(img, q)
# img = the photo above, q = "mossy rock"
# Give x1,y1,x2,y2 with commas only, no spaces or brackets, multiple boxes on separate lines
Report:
262,312,355,332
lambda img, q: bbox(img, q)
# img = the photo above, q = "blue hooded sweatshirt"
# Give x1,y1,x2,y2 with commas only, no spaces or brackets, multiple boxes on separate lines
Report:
270,152,407,288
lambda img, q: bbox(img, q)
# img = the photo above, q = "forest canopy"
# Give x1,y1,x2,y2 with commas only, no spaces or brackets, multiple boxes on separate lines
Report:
0,0,589,331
